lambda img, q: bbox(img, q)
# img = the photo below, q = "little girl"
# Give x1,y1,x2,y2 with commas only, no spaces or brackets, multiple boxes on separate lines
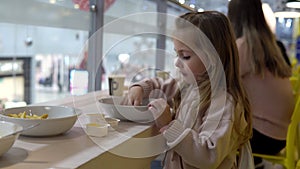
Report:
126,11,253,169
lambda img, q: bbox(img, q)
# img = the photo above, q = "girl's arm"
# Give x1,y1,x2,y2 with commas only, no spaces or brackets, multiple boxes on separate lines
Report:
127,77,178,106
163,97,242,168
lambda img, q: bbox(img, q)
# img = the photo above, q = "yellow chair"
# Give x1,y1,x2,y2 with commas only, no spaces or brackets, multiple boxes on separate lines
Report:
290,74,300,101
252,95,300,169
297,157,300,168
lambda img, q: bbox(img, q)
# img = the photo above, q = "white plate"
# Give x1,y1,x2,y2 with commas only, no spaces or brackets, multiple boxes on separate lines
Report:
0,106,79,137
0,121,23,156
98,96,154,123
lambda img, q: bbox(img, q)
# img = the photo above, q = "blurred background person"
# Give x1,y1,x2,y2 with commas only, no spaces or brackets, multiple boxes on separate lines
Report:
228,0,295,168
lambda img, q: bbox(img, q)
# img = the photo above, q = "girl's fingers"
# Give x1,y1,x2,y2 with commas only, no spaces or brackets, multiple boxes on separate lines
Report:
148,99,166,118
120,95,129,105
133,99,142,106
128,98,133,105
149,103,160,118
159,125,169,133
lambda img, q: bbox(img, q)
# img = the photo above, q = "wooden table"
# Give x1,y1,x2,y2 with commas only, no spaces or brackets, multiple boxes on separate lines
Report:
0,90,165,169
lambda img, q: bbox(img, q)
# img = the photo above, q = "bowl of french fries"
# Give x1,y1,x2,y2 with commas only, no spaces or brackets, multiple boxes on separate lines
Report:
0,121,23,156
0,106,79,137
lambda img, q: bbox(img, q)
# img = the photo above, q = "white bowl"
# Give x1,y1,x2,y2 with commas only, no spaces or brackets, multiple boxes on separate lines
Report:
98,96,154,123
0,121,23,156
0,106,78,137
105,117,120,129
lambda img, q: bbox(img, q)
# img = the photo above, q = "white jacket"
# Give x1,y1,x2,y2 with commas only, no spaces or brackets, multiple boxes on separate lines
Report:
136,78,254,169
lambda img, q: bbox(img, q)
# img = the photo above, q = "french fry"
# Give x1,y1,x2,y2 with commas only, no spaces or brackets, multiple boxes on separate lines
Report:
20,111,26,118
7,114,18,118
40,114,48,119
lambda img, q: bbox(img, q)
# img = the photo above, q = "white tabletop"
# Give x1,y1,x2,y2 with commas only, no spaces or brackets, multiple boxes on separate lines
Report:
0,90,166,169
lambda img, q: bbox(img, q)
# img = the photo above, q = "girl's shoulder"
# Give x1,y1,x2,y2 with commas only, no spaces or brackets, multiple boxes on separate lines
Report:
208,91,235,115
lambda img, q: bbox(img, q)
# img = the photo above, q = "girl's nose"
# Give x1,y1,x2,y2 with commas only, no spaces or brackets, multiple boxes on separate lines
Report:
174,58,183,68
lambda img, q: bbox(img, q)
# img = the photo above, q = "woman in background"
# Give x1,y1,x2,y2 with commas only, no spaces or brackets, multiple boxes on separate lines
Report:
228,0,295,168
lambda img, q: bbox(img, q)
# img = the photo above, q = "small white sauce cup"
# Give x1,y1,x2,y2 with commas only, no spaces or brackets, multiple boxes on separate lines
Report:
86,123,109,137
105,117,120,130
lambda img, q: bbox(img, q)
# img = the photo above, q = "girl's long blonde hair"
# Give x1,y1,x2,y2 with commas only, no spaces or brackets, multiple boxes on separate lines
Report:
174,11,252,145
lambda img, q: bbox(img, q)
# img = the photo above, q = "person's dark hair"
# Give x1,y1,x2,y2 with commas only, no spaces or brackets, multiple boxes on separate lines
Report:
228,0,291,77
277,40,291,67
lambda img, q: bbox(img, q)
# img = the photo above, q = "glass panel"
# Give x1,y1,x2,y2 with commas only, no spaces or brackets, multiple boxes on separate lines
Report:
101,0,190,89
0,0,234,106
164,1,190,80
0,0,89,105
102,0,158,89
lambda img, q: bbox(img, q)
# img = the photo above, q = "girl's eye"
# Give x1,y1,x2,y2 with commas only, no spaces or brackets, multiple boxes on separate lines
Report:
182,56,191,60
175,52,191,60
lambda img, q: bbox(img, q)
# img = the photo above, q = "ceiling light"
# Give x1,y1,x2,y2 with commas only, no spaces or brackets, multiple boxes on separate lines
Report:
286,0,300,9
274,11,300,18
178,0,185,4
74,4,80,9
49,0,56,4
197,8,204,12
118,54,130,64
189,4,195,8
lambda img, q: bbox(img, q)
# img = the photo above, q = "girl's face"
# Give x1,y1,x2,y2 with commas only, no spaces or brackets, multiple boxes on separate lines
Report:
173,39,206,84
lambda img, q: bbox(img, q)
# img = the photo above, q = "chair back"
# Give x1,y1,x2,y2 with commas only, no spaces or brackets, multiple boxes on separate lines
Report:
286,95,300,168
290,75,300,100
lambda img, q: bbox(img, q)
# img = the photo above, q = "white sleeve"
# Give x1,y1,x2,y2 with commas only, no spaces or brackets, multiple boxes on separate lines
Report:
163,100,236,168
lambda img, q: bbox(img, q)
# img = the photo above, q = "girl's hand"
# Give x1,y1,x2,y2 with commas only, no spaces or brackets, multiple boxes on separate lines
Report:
148,98,172,129
159,125,170,133
122,86,144,106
